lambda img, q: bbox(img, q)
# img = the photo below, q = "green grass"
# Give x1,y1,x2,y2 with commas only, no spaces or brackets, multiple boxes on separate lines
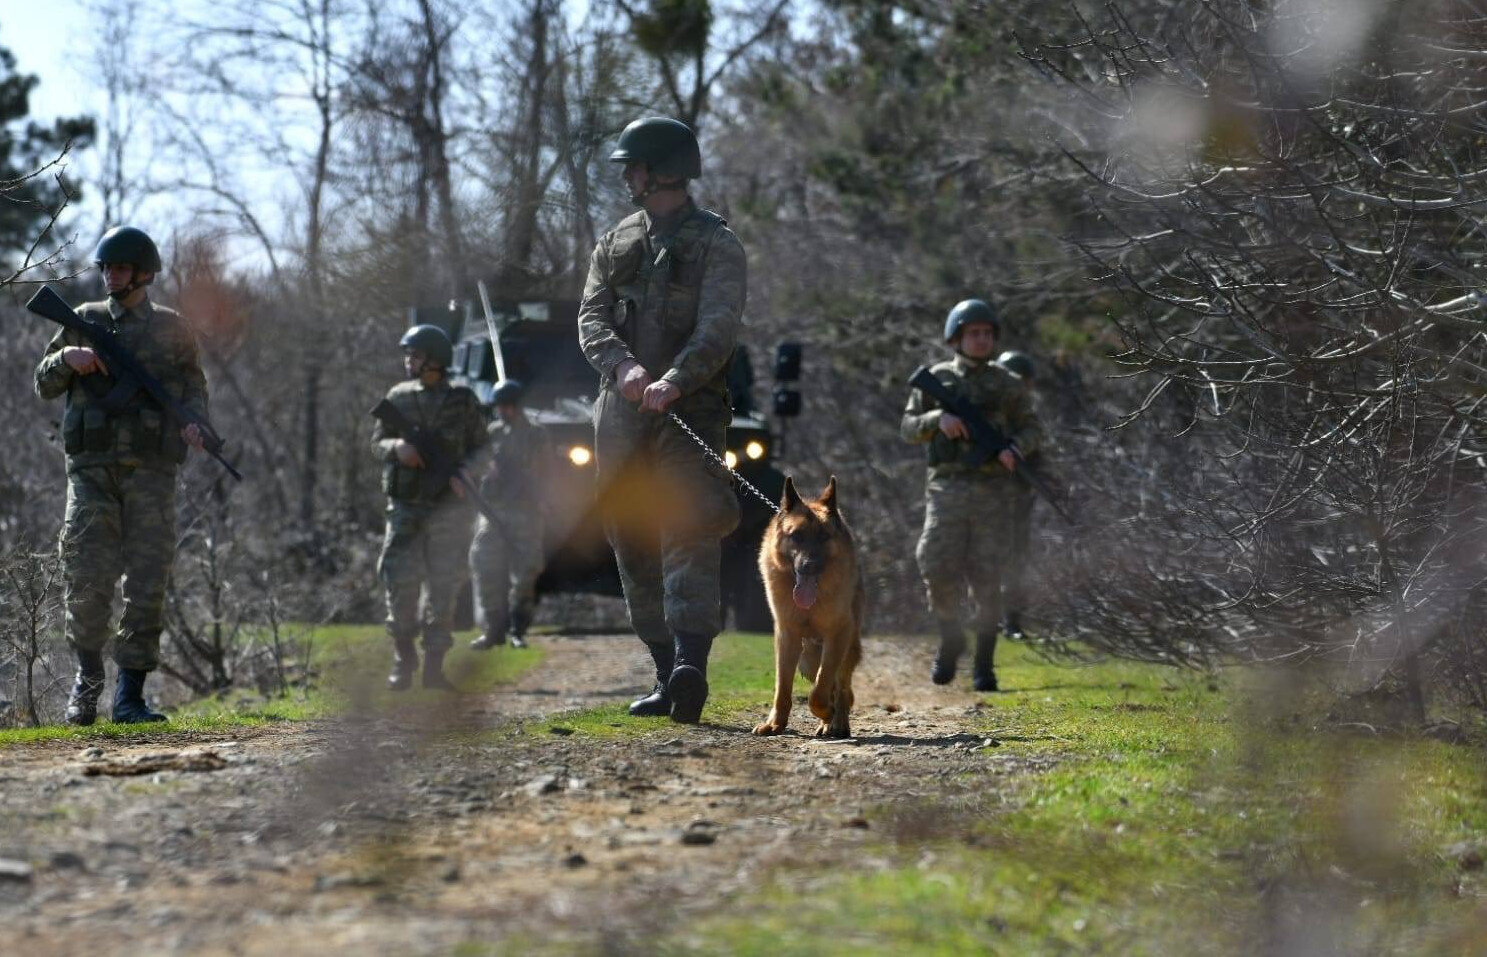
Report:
528,631,776,738
0,623,543,747
532,635,1487,955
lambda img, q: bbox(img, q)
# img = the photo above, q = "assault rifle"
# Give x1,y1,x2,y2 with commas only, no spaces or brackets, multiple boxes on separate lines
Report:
26,284,243,481
907,365,1073,524
369,398,501,524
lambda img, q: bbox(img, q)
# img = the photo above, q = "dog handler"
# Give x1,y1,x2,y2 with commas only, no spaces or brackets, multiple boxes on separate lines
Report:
901,299,1042,692
577,116,747,724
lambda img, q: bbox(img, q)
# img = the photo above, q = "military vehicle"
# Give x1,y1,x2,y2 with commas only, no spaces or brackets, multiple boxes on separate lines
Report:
439,298,801,632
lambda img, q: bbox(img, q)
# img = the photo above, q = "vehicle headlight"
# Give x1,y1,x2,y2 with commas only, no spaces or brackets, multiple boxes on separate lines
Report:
568,445,592,466
744,440,766,460
725,450,738,469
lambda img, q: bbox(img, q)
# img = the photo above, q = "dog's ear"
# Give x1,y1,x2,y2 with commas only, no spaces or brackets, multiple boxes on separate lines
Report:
781,475,803,512
820,475,839,514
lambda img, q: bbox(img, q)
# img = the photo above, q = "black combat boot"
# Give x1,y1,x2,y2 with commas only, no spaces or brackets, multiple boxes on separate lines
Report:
669,631,715,725
388,634,418,691
469,625,507,651
931,619,965,685
508,608,532,649
1003,611,1025,640
64,650,106,727
972,630,999,692
111,669,167,724
628,642,675,717
422,646,456,691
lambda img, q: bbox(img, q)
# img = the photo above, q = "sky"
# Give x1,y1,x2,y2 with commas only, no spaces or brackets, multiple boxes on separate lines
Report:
3,0,318,270
7,0,127,252
5,2,85,123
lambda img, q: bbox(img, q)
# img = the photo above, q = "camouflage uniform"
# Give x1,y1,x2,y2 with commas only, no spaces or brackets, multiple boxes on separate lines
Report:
469,414,550,640
34,296,207,672
372,379,489,656
901,354,1042,634
578,198,746,653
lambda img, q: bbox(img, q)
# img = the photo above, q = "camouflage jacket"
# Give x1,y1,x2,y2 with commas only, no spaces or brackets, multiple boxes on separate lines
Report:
34,295,209,473
577,198,747,408
479,414,550,505
900,354,1043,479
372,378,490,505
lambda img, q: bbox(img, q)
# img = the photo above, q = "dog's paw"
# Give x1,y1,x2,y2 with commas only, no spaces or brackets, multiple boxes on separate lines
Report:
807,693,832,722
812,721,832,738
752,719,786,736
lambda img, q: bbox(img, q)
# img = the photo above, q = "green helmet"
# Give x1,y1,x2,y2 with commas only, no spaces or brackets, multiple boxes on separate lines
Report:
399,325,453,368
998,350,1035,381
609,116,702,179
944,299,1000,342
492,379,526,406
93,226,162,274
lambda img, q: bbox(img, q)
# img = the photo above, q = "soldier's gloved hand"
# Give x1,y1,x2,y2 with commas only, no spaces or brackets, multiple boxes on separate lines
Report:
62,346,109,376
181,424,206,450
616,360,652,403
641,380,681,414
938,412,969,440
998,449,1017,472
395,440,425,469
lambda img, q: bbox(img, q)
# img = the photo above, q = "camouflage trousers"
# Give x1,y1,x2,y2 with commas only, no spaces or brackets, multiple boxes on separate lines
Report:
469,508,544,637
915,472,1020,634
378,499,476,653
594,389,740,650
1002,481,1036,613
59,463,178,672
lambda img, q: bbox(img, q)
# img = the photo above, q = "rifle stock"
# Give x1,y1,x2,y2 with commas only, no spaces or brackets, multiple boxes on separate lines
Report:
26,284,242,481
908,365,1074,524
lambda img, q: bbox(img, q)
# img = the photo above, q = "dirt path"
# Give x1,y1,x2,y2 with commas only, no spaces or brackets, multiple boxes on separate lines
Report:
0,634,1053,956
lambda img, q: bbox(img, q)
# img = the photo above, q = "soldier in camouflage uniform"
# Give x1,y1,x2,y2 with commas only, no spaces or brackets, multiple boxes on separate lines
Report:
901,300,1042,692
372,325,489,691
996,350,1038,639
469,379,550,651
34,226,210,725
578,116,746,724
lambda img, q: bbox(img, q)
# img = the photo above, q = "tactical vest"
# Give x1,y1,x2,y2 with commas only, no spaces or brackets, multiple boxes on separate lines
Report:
481,419,542,503
381,382,483,504
606,207,731,400
60,302,192,468
924,361,1021,475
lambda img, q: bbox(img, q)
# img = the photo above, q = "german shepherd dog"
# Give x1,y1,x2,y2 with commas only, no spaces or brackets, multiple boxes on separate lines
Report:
752,476,865,739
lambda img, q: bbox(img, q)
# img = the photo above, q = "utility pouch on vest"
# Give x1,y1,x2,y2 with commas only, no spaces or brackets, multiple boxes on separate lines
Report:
384,463,424,501
159,412,188,462
82,407,112,453
134,409,163,454
62,404,85,454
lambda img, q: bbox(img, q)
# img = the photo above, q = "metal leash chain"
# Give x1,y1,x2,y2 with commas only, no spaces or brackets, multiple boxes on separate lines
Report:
666,412,781,515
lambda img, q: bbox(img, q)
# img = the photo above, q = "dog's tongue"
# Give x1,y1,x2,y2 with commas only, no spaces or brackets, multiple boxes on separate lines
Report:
792,576,818,610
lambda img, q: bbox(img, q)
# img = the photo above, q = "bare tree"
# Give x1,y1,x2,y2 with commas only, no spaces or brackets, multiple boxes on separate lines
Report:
614,0,791,131
1019,0,1487,717
0,544,64,727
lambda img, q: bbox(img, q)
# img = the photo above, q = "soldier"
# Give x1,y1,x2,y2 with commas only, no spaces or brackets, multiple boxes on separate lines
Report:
372,325,489,691
901,299,1042,692
578,116,746,724
469,379,550,651
996,350,1038,639
35,226,209,725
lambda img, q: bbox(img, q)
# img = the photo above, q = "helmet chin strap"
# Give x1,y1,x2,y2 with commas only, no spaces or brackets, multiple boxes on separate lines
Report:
105,267,152,301
630,171,688,206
